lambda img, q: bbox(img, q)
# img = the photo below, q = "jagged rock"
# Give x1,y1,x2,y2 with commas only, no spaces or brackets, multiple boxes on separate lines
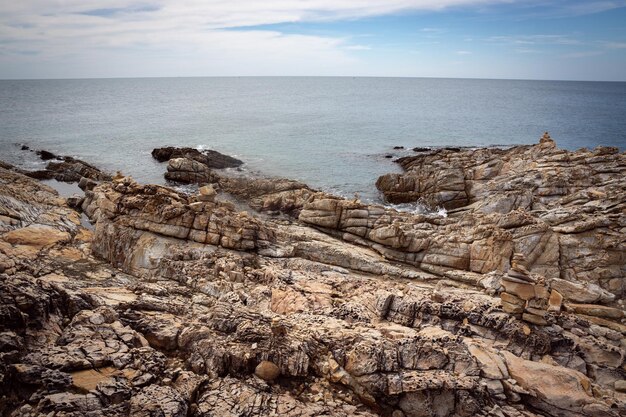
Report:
165,157,216,184
198,184,217,202
501,351,618,417
130,385,188,416
152,146,243,169
1,136,626,417
376,133,624,214
24,154,111,184
550,278,616,304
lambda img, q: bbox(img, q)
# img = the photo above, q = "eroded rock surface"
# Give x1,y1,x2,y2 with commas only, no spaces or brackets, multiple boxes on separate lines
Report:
1,135,625,417
153,146,243,169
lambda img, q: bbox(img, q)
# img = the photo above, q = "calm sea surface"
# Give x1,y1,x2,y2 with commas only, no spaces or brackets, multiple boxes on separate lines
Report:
1,77,625,202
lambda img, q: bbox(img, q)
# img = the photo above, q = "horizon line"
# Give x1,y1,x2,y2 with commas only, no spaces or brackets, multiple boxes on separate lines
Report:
2,75,626,83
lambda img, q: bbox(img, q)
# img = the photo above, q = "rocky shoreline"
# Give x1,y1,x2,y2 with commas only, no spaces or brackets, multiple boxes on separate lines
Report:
1,134,625,417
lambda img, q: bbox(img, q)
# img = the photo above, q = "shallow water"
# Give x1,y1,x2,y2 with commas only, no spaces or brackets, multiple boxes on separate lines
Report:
1,77,625,202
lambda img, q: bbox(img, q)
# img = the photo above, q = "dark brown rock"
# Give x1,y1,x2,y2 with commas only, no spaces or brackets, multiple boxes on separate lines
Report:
152,146,243,169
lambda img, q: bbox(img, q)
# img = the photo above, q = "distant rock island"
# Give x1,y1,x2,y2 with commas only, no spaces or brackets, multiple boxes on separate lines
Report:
1,134,625,417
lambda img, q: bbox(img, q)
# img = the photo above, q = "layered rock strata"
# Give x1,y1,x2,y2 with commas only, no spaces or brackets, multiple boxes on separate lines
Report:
164,156,318,215
1,135,625,417
376,133,624,211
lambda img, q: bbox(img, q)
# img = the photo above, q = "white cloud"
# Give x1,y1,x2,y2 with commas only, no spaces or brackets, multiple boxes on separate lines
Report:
456,50,472,55
602,41,626,49
344,45,371,50
0,0,513,77
562,50,604,59
486,34,581,46
515,48,540,54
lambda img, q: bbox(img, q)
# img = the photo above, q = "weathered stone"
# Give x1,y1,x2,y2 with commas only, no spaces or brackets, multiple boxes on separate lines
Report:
548,289,563,312
568,303,624,319
551,278,615,304
152,146,243,168
501,292,525,306
501,279,536,300
502,301,524,314
502,351,614,417
254,360,281,382
522,312,548,326
2,136,626,417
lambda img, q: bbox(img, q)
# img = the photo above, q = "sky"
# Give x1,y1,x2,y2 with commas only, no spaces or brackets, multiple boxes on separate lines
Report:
1,1,626,81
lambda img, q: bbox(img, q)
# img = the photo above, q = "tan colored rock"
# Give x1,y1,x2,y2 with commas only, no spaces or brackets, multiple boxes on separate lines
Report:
502,301,524,314
522,312,547,326
548,289,563,312
2,140,626,417
71,367,119,392
501,351,612,416
501,292,525,306
197,185,217,202
465,341,509,379
165,157,215,183
568,303,624,319
2,224,70,248
255,360,280,382
501,279,536,300
550,278,615,304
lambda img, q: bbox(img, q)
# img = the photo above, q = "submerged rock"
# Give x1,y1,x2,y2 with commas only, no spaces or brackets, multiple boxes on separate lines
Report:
37,149,57,160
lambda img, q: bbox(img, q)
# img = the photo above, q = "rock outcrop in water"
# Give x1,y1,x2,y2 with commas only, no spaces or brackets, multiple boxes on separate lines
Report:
1,135,625,417
152,147,243,169
15,146,112,184
376,133,623,211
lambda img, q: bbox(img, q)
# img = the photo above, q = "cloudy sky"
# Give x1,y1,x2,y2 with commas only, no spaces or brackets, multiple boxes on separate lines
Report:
1,0,626,80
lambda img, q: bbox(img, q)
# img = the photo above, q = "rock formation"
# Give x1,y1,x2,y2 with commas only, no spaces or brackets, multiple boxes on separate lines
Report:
16,146,112,184
152,147,243,169
1,134,625,416
164,156,318,215
376,133,623,211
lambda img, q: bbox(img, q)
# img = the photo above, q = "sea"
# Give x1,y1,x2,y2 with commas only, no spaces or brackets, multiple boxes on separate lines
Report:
1,77,625,203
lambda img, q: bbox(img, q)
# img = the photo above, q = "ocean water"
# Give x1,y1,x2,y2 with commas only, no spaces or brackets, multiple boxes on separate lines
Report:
1,77,625,202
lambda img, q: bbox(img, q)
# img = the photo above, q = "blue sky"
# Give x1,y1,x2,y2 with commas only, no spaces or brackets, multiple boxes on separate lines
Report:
1,0,626,80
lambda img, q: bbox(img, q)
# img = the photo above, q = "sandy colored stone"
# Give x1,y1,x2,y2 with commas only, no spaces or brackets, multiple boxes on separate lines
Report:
501,292,525,306
71,367,120,392
501,279,536,300
568,303,624,319
522,312,547,326
255,361,280,382
2,224,70,248
501,351,610,416
548,289,563,312
502,301,524,314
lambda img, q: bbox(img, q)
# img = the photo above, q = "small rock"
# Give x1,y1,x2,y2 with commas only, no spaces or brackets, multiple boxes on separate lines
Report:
548,289,563,312
38,150,57,160
198,185,217,202
522,312,548,326
254,361,280,382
